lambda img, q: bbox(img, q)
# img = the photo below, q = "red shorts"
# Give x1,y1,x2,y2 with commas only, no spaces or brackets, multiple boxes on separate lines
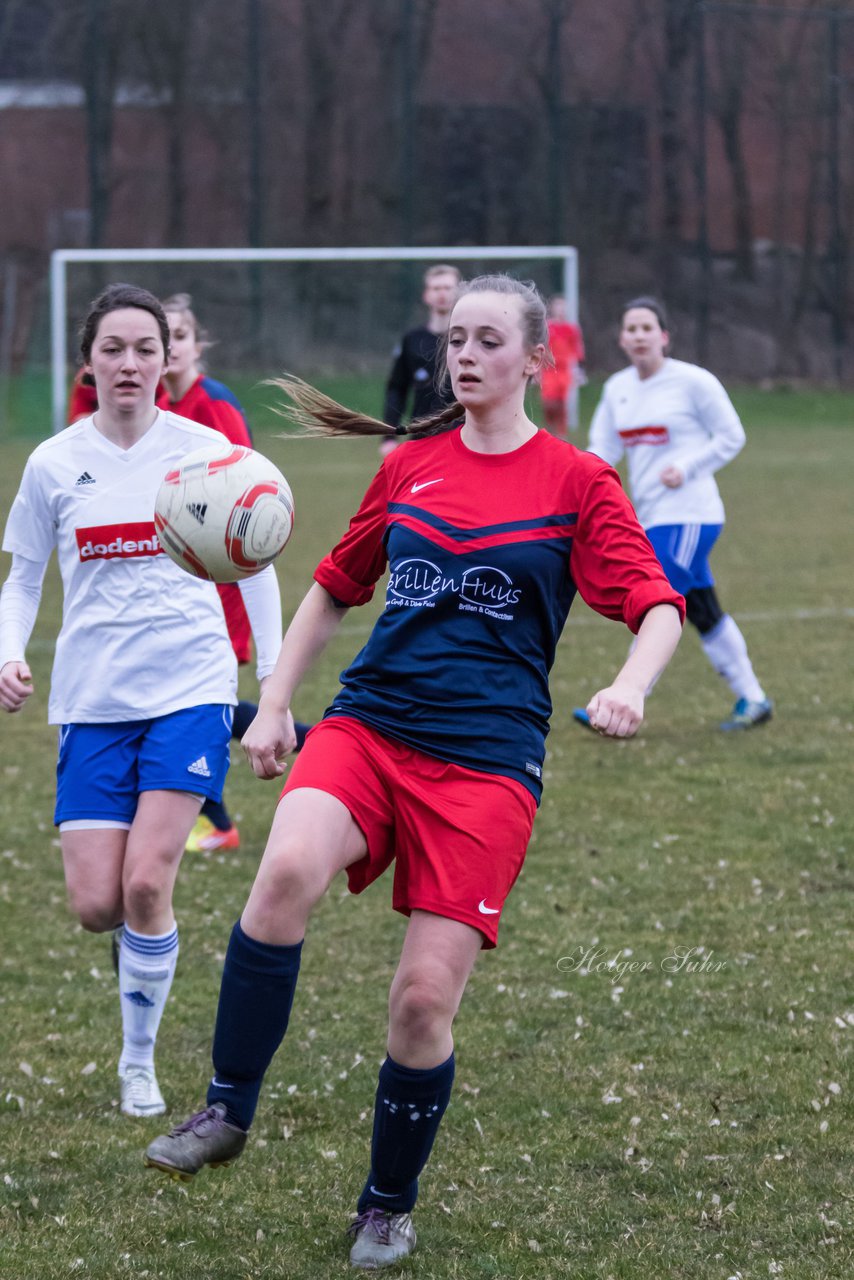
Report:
281,716,537,948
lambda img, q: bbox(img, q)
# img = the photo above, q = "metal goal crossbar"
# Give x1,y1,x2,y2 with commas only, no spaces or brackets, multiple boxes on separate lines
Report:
51,245,579,433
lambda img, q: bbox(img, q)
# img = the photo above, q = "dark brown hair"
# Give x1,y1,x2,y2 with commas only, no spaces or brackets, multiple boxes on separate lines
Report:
79,283,170,362
621,295,670,331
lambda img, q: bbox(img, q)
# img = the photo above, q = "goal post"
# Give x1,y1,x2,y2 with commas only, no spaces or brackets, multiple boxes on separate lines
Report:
50,245,579,435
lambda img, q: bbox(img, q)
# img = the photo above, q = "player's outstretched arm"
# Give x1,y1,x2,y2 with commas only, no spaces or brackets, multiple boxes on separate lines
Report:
584,604,683,738
242,582,349,779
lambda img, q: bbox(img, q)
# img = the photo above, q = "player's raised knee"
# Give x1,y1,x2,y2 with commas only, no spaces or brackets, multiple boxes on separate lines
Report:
72,894,123,934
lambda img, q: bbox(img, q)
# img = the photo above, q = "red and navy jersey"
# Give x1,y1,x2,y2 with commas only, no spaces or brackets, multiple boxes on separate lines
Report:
315,427,684,800
157,375,254,662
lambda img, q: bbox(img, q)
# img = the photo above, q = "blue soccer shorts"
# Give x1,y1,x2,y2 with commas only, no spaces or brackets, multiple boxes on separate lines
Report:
54,703,234,827
645,523,722,597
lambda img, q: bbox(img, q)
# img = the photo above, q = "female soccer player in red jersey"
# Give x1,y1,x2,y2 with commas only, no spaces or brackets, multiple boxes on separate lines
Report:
157,293,308,852
145,276,685,1268
0,284,282,1119
67,368,99,422
540,293,585,439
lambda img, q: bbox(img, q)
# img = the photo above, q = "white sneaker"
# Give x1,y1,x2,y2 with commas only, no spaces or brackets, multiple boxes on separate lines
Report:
348,1209,416,1269
120,1065,166,1118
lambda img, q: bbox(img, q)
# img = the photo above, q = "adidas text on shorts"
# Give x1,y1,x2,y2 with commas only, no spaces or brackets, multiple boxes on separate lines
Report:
54,704,234,825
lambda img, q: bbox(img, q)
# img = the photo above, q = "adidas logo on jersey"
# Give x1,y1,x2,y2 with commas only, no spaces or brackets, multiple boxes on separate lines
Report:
187,756,212,778
75,471,97,485
186,502,208,525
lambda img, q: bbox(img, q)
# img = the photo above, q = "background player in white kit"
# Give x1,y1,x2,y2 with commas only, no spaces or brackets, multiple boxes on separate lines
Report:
0,284,283,1117
575,296,772,731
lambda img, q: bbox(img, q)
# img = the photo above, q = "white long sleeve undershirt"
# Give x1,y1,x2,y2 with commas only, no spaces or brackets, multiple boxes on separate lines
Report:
1,553,283,682
0,553,48,669
236,565,283,680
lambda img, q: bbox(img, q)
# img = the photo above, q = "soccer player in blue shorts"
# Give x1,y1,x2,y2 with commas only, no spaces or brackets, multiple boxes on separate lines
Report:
574,296,772,732
0,284,282,1117
144,275,685,1268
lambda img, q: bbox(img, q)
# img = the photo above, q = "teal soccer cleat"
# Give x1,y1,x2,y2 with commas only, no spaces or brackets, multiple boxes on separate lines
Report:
720,697,773,731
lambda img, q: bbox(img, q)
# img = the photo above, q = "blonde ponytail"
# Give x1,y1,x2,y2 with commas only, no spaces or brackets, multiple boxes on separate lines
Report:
269,374,463,441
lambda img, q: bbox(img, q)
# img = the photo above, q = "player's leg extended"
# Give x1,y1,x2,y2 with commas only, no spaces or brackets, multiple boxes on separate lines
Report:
687,589,772,727
349,911,480,1268
113,790,201,1113
642,522,771,720
144,787,367,1178
572,524,703,728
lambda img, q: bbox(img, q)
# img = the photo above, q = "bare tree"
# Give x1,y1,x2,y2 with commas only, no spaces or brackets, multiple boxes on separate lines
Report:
299,0,359,244
365,0,440,242
635,0,694,290
763,3,826,371
524,0,576,245
127,2,194,246
708,8,756,281
82,0,122,246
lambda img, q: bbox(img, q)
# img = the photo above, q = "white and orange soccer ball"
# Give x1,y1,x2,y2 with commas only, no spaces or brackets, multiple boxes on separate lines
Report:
154,442,294,582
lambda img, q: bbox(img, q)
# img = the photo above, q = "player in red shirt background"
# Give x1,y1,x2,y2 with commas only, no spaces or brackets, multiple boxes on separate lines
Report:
540,294,585,439
67,368,100,423
157,294,309,852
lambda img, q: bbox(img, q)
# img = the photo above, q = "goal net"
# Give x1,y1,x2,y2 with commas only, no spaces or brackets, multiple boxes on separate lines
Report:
50,246,579,434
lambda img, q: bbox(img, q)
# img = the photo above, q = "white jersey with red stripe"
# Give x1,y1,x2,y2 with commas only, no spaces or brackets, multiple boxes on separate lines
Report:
2,410,239,724
588,358,746,528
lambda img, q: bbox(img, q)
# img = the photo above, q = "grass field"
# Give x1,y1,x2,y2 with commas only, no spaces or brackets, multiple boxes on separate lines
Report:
1,381,853,1279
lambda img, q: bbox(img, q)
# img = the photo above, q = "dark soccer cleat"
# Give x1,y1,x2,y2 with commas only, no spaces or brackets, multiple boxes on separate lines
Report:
348,1208,416,1270
720,697,773,732
143,1103,247,1182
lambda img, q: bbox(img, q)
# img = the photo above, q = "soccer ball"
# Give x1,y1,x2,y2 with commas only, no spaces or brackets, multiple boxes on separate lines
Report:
154,442,294,582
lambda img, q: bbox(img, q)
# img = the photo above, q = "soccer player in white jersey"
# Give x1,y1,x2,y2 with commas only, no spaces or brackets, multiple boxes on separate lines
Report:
575,296,772,731
0,284,283,1117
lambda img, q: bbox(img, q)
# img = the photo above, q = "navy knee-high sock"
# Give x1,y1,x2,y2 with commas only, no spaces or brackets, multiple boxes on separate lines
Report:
357,1053,455,1215
201,795,232,830
232,700,258,740
206,920,303,1130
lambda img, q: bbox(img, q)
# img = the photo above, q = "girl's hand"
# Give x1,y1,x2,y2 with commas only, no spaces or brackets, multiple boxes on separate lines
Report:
660,465,685,488
241,702,297,779
584,682,644,738
0,661,33,713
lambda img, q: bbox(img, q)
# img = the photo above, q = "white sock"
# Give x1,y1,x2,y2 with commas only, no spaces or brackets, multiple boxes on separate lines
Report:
118,923,179,1074
700,615,766,703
